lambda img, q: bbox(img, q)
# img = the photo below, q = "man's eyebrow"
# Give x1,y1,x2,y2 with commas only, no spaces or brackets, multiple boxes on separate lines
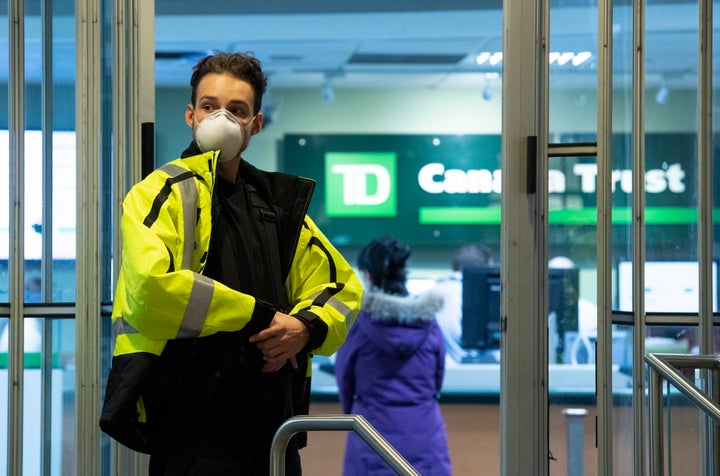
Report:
197,96,248,107
225,99,250,107
197,95,218,102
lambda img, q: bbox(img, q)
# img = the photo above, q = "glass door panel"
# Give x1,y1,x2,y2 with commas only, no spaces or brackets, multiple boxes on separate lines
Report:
547,1,601,472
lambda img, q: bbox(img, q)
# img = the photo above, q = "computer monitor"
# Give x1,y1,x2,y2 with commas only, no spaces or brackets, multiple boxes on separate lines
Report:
617,260,718,312
461,266,579,351
461,267,501,350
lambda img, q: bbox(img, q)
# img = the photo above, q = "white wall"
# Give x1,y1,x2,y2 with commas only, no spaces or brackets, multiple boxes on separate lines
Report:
157,84,501,169
156,84,701,171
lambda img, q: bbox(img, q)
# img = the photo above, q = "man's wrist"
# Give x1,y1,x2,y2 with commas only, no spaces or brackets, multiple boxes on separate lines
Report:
292,310,328,351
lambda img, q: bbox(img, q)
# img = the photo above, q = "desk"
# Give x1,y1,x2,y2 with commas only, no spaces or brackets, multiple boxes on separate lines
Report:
311,357,633,397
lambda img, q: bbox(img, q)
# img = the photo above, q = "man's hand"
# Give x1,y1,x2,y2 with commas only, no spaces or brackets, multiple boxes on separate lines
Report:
248,312,310,373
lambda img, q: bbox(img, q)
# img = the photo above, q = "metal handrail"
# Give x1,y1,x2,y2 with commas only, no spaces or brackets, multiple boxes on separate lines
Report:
645,353,720,475
645,353,720,423
270,414,421,476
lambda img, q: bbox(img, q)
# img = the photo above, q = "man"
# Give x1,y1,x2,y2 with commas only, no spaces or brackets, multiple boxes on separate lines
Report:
432,243,495,363
101,52,363,475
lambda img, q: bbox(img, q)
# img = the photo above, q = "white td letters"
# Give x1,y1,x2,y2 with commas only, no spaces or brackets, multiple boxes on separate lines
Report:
331,164,392,205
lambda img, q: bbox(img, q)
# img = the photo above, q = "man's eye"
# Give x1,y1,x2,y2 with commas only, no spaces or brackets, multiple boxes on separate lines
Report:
201,104,214,111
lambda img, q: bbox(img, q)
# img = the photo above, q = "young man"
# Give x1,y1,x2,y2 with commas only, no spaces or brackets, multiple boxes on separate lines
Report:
101,52,363,475
432,243,495,363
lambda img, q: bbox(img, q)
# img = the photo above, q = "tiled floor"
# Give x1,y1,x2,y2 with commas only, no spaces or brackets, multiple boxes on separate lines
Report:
301,402,504,475
301,402,668,475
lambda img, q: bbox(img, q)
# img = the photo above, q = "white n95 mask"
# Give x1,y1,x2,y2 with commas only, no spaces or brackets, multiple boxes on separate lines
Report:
195,109,244,162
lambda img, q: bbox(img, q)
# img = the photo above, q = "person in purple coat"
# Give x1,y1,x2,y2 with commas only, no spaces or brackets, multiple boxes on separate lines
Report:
335,236,453,475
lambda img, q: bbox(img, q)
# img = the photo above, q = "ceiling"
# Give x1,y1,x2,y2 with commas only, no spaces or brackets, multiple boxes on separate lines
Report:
154,6,504,90
4,1,715,92
152,0,712,92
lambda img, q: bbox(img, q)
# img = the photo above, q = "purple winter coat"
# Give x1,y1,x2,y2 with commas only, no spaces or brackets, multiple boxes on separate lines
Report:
335,289,452,476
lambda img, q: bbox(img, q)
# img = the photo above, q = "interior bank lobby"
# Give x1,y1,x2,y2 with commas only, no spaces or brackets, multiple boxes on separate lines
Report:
1,0,719,475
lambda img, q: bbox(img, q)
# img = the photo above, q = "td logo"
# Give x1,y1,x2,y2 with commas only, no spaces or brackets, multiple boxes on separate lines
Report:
325,152,397,217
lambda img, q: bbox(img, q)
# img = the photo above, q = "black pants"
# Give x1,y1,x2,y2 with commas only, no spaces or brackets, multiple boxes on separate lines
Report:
144,334,305,476
148,444,302,476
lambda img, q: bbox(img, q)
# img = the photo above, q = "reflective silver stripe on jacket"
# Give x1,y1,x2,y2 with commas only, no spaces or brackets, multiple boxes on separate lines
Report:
112,316,138,338
176,273,215,338
112,275,214,339
159,163,198,270
308,290,353,318
154,163,210,338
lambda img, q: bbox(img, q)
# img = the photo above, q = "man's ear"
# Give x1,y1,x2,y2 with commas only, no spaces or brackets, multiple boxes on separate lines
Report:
185,105,195,128
251,112,264,135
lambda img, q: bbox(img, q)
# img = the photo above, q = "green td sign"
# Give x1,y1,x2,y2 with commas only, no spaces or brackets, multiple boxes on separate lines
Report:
325,152,397,217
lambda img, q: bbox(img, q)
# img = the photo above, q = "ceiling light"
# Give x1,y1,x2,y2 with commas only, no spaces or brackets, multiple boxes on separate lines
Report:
557,52,574,66
489,52,503,66
482,86,492,101
475,52,491,65
321,81,335,103
473,51,593,68
572,51,592,66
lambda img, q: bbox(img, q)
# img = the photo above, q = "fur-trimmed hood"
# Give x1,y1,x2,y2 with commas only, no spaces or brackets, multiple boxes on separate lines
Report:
355,290,444,358
361,290,444,322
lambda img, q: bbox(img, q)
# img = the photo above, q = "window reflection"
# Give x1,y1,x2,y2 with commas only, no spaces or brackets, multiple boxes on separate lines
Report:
0,317,76,475
617,261,716,314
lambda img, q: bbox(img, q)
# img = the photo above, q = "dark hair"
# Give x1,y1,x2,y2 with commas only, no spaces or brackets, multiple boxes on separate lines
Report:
452,243,494,271
189,52,268,115
357,236,410,296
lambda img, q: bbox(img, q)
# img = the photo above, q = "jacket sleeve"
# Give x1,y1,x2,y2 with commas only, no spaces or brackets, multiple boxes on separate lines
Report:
116,173,273,342
285,216,363,356
433,322,446,393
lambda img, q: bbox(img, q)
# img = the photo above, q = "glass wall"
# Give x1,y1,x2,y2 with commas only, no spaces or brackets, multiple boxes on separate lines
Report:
0,0,716,474
0,0,112,474
713,0,720,357
546,2,601,473
153,4,508,396
148,1,718,474
153,3,507,473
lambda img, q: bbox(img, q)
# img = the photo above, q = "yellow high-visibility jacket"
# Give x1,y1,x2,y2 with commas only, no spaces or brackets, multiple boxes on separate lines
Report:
102,148,363,453
111,150,362,362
